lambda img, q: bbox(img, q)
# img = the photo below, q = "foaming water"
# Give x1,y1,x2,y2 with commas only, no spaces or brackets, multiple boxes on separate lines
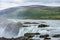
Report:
0,19,60,40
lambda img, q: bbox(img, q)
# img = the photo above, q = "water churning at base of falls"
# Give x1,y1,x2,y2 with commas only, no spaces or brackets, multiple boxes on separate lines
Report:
0,19,60,40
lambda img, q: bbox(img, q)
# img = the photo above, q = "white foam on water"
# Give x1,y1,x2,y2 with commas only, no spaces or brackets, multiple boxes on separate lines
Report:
0,19,60,40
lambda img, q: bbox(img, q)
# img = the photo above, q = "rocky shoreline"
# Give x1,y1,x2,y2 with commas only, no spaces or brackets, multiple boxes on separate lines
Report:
0,33,60,40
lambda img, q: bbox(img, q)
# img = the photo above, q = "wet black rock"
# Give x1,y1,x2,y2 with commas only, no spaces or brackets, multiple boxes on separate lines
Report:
0,36,28,40
23,25,29,27
44,38,51,40
24,22,39,24
38,24,49,27
40,34,49,38
52,34,60,38
24,22,31,24
24,33,40,38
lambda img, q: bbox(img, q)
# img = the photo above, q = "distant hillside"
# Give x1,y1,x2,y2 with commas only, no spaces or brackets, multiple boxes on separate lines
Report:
0,5,60,19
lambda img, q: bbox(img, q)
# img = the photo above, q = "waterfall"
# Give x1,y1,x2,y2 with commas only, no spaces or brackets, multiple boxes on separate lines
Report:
0,19,21,38
0,19,60,40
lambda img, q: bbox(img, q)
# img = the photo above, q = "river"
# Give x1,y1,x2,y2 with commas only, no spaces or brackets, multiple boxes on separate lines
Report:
0,19,60,40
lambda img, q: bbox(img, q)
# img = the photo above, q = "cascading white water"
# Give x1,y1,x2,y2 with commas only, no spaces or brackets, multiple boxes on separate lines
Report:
0,19,60,40
0,19,21,38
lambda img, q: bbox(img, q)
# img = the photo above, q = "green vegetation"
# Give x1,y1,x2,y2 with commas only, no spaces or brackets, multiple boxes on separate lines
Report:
17,8,60,19
2,6,60,19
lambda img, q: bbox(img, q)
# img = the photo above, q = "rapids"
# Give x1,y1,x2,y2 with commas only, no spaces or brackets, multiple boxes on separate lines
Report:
0,19,60,40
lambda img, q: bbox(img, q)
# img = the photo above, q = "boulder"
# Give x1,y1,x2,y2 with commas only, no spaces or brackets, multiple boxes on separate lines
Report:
40,34,49,38
24,33,40,38
24,22,39,24
44,38,51,40
24,22,31,24
52,34,60,38
38,24,49,27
